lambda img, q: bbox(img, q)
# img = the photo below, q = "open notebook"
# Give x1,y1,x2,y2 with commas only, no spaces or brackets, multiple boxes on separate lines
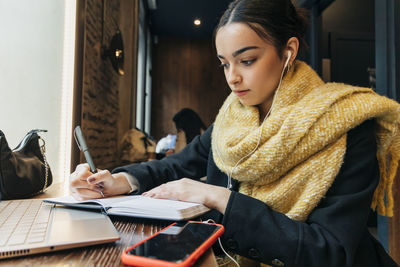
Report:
44,195,210,221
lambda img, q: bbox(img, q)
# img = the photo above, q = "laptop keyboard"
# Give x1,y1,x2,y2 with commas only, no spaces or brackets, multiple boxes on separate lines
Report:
0,199,52,247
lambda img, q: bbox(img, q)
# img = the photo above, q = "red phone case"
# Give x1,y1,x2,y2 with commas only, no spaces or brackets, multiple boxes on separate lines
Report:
121,221,225,267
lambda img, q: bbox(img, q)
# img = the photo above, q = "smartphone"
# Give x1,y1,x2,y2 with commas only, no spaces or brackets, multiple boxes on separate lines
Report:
121,221,225,267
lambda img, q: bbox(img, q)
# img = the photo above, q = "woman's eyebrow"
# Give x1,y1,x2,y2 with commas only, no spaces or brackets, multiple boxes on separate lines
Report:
217,46,260,59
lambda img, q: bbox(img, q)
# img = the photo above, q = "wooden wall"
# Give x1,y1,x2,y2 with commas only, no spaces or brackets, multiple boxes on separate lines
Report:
72,0,138,170
151,37,229,141
389,168,400,264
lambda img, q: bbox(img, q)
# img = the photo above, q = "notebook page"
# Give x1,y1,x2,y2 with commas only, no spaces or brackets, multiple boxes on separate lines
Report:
44,195,210,220
44,195,134,208
108,196,209,218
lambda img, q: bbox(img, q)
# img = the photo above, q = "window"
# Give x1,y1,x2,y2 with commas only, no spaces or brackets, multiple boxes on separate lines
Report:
136,0,152,134
0,0,76,185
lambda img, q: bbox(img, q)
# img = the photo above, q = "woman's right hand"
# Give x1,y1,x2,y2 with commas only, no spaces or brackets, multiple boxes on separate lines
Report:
69,163,132,200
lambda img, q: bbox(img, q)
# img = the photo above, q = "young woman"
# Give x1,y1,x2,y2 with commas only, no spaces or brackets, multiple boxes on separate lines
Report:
70,0,400,266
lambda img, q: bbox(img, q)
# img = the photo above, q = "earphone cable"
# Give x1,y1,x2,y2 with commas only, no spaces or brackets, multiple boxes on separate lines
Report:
218,237,240,267
203,219,240,267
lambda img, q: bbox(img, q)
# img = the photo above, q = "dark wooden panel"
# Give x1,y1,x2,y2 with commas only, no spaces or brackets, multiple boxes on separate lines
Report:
151,37,229,141
71,0,86,171
376,1,400,262
117,0,139,163
389,167,400,264
330,32,375,87
297,0,335,11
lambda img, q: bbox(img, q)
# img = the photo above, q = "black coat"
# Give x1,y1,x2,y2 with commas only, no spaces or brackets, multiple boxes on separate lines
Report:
113,119,398,267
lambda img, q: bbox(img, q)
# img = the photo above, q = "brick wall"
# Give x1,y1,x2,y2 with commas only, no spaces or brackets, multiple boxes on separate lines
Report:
79,0,137,169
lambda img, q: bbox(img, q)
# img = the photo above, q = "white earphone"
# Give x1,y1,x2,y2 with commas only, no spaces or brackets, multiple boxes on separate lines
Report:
284,50,292,70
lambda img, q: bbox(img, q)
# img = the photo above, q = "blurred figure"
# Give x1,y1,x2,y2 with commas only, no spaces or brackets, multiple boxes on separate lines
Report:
172,108,206,152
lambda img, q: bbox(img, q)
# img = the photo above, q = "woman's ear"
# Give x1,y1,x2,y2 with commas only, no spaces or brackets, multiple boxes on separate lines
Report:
285,37,299,66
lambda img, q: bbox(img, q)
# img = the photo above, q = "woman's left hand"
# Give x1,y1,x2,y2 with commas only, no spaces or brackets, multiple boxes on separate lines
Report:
142,178,231,214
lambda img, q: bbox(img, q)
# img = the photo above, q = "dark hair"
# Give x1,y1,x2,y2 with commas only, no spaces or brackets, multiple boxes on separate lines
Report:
172,108,206,144
214,0,308,58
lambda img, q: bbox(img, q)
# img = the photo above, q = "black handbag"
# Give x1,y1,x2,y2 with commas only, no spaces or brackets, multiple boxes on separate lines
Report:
0,129,52,200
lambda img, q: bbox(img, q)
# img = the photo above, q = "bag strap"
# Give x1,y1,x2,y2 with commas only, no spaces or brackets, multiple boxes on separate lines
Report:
13,129,47,152
38,136,49,193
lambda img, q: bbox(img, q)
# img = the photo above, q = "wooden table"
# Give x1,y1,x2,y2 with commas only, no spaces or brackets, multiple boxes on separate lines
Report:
0,183,218,267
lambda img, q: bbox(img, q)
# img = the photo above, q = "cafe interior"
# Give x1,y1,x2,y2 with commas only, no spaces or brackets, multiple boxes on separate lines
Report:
0,0,399,265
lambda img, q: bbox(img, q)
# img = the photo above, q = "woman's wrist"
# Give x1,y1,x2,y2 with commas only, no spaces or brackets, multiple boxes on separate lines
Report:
112,173,133,195
205,186,231,214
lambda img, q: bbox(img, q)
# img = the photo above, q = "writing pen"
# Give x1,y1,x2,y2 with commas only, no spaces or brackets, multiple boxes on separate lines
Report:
73,126,104,197
74,126,97,173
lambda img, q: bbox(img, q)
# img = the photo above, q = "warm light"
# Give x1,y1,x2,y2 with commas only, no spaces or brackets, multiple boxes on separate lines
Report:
115,49,123,58
194,18,201,26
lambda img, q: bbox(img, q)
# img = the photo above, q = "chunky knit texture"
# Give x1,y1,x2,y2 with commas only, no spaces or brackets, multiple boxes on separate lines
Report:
212,60,400,221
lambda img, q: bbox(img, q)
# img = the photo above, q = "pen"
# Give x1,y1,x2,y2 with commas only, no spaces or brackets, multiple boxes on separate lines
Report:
74,126,104,197
73,126,97,174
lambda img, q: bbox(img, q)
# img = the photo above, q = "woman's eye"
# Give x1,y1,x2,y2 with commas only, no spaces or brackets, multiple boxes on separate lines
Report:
241,59,255,66
219,63,229,69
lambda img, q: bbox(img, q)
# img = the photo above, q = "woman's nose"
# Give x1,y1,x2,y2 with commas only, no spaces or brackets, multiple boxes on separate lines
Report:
226,67,242,86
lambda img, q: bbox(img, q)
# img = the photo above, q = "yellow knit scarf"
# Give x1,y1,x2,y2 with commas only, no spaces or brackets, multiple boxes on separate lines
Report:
212,60,400,222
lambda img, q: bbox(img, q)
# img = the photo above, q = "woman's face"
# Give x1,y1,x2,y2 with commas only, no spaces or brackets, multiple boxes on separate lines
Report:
215,22,286,116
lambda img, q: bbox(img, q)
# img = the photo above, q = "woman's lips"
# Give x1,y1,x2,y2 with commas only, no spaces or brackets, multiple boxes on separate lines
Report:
234,89,250,97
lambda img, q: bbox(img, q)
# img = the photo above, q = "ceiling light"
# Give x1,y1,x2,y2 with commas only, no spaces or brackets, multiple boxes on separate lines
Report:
194,18,201,26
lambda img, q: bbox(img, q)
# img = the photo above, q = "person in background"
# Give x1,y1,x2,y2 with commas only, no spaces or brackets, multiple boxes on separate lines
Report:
155,108,206,156
70,0,400,266
172,108,207,153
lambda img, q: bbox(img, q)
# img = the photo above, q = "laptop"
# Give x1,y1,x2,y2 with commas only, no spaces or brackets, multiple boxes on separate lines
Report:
0,198,120,259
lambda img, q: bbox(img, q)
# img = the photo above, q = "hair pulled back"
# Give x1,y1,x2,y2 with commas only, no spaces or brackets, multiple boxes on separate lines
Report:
215,0,308,58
